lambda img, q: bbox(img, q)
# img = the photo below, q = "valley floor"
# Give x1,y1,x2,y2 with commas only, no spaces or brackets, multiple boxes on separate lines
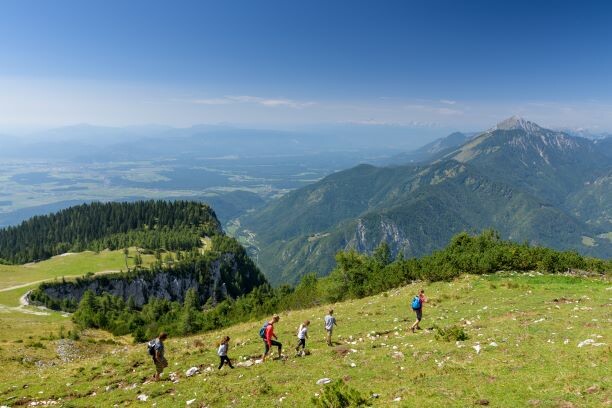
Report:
0,273,610,407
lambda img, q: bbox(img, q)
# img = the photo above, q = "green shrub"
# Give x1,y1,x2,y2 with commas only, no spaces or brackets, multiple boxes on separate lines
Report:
434,325,469,342
26,342,45,349
312,379,371,408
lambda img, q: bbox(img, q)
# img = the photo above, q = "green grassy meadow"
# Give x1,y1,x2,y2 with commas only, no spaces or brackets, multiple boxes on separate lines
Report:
0,272,609,407
0,249,158,291
0,249,157,309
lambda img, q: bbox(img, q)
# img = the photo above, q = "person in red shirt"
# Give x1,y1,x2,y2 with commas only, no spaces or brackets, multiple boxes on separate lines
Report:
262,314,282,361
410,289,428,333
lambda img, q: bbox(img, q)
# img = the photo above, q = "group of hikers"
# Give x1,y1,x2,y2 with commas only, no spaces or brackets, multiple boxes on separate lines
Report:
149,290,427,380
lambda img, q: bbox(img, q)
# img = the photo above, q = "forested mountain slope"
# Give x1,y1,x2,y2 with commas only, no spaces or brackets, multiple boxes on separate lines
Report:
0,200,221,264
242,117,612,284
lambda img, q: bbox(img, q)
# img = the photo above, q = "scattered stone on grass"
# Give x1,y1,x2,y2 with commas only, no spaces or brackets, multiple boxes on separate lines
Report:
585,384,599,394
56,339,80,362
391,351,404,360
475,399,490,405
185,367,199,377
27,401,58,406
316,378,332,385
577,339,606,347
137,394,148,402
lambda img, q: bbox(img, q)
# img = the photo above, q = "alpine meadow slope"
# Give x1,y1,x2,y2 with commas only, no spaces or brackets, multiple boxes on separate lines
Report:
241,117,612,285
0,272,609,407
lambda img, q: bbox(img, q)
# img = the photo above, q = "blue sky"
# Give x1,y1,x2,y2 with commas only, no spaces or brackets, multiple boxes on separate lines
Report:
1,0,611,131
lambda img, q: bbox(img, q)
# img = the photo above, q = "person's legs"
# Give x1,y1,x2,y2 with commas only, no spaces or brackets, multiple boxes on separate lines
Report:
154,357,167,380
296,338,305,351
326,329,332,346
262,341,270,361
219,356,233,369
411,309,422,332
270,340,282,358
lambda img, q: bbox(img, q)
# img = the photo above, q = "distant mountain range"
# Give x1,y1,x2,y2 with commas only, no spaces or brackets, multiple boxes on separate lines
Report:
381,131,474,165
241,116,612,284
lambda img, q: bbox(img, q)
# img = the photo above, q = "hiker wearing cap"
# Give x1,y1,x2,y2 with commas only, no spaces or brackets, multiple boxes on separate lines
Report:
324,309,337,346
262,314,282,361
410,289,428,333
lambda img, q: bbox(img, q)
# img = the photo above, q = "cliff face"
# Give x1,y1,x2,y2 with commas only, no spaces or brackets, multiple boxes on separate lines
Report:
36,251,263,309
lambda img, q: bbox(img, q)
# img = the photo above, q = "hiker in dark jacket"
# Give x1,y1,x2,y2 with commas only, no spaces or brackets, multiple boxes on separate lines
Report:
151,332,168,381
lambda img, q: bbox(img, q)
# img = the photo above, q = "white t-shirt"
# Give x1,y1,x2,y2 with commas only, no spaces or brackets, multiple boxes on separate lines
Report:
297,325,308,339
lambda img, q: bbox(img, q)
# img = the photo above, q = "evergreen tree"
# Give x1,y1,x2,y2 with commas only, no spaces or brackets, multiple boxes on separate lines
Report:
180,288,200,334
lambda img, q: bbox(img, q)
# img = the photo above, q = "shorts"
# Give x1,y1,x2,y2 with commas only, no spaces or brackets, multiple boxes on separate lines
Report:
414,308,422,321
154,356,168,373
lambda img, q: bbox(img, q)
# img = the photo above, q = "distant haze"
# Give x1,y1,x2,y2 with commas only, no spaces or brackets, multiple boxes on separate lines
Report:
1,1,612,131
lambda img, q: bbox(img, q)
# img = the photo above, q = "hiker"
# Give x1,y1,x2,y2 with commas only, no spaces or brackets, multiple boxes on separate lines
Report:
217,336,234,370
149,332,168,381
324,309,337,346
295,320,310,355
261,314,282,361
410,289,428,333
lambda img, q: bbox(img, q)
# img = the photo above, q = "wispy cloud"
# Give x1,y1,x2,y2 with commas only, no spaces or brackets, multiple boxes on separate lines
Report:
191,98,232,105
439,99,457,105
190,95,314,108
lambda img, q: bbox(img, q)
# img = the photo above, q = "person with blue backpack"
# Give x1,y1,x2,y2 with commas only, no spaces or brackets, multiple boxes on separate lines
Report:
260,314,282,361
410,289,428,333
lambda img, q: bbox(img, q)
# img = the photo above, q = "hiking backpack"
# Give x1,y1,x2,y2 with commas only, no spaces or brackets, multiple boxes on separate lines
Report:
147,340,156,357
411,296,421,310
259,322,269,338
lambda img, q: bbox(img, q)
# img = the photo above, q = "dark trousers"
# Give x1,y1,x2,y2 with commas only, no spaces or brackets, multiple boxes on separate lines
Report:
264,339,282,355
296,338,306,350
218,355,233,369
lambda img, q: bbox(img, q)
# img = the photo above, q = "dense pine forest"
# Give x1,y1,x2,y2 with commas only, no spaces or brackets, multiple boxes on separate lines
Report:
0,200,221,264
33,230,611,341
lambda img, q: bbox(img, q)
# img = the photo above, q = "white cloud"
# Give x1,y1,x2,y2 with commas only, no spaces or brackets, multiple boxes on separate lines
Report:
439,99,457,105
192,98,232,105
190,95,315,108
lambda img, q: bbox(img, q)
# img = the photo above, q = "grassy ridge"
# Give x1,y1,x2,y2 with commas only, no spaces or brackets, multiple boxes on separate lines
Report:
0,249,157,308
0,273,609,407
0,250,157,290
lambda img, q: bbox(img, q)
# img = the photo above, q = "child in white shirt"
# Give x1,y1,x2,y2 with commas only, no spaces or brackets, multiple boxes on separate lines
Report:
295,320,310,355
217,336,234,369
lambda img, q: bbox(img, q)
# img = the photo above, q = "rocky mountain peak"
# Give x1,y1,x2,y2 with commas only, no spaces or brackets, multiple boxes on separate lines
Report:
495,116,543,133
